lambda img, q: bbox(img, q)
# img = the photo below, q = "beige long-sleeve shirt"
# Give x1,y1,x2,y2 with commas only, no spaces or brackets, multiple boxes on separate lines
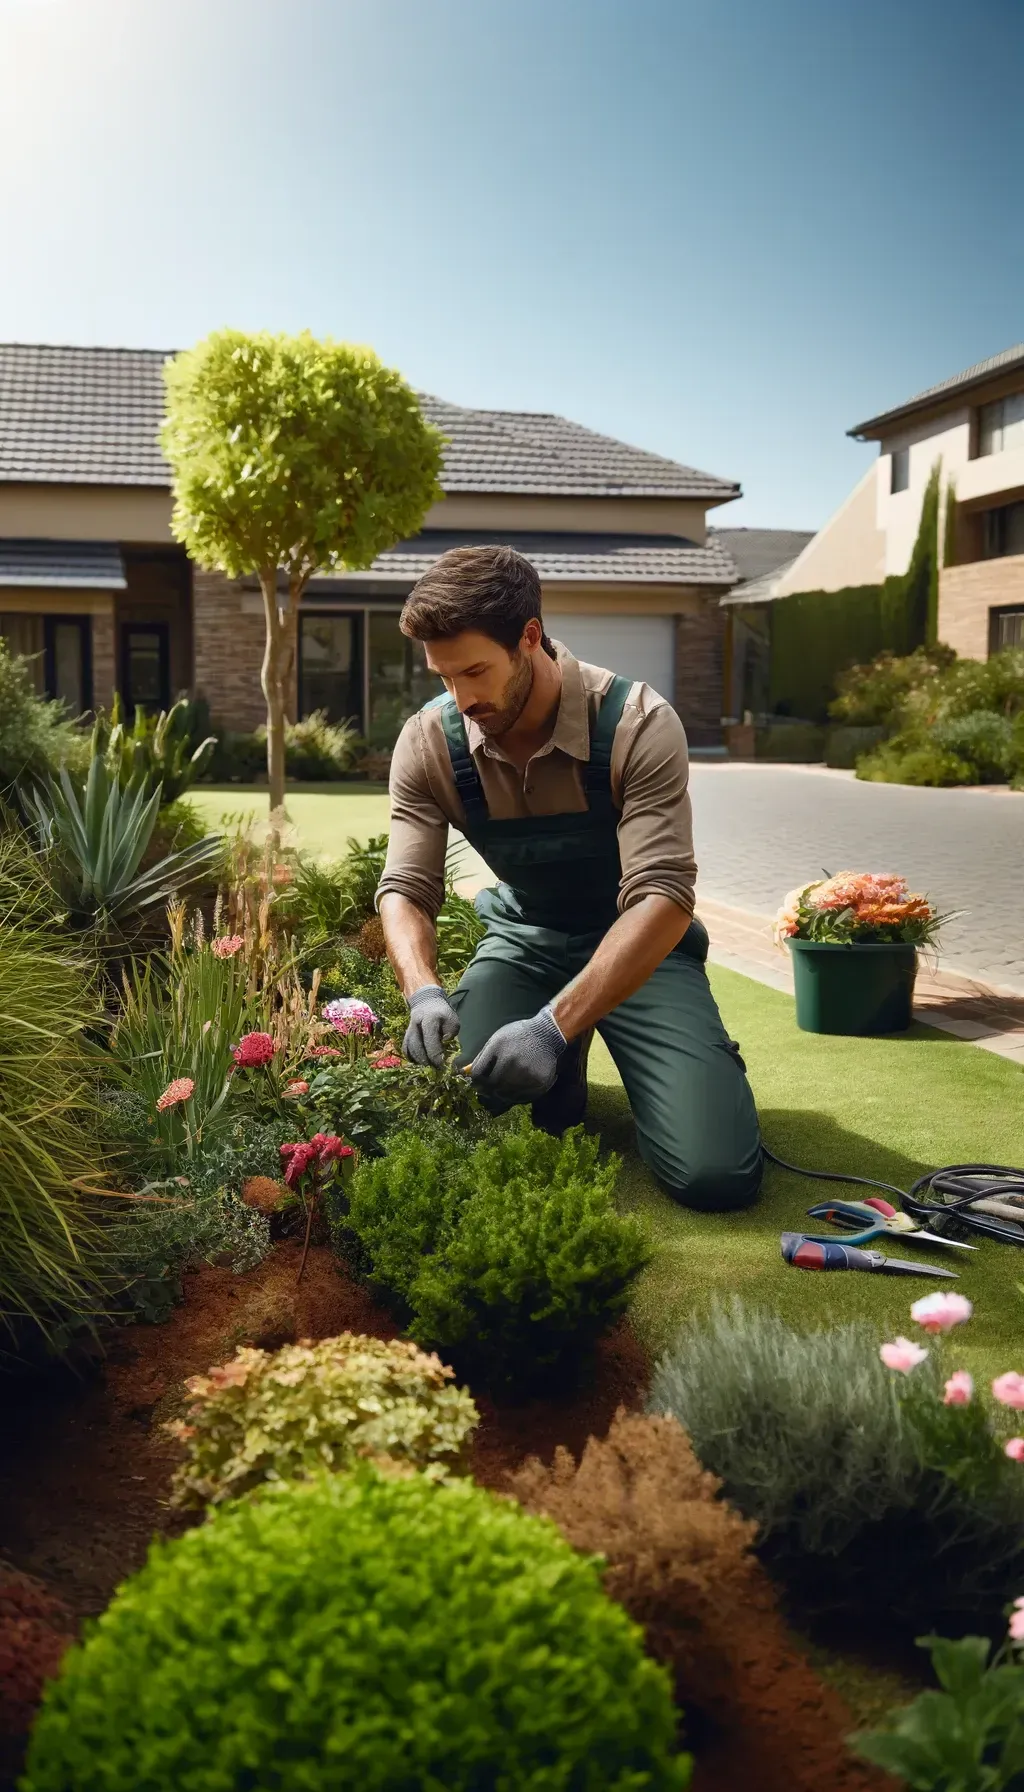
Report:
376,644,698,923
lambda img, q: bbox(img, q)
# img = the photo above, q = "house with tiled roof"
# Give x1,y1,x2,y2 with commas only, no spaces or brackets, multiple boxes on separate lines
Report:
770,342,1024,659
0,342,744,748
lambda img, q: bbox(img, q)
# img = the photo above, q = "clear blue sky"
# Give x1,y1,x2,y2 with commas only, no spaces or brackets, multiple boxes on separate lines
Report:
1,0,1021,528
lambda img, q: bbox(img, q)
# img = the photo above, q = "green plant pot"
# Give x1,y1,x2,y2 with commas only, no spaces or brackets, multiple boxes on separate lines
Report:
788,939,917,1035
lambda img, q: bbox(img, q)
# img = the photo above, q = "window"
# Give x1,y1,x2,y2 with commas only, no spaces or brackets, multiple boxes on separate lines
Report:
121,623,170,714
890,448,910,494
990,609,1024,652
981,501,1024,560
299,612,363,726
366,612,442,749
44,617,92,714
978,391,1024,457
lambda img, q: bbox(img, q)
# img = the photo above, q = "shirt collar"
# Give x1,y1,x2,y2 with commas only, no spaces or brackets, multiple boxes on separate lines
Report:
465,642,590,763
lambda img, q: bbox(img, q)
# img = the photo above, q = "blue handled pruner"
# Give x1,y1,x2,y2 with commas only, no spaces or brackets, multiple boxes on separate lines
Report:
804,1198,977,1252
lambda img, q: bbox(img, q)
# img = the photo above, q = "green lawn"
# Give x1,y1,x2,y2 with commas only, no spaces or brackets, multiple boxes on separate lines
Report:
593,968,1024,1385
192,784,1024,1384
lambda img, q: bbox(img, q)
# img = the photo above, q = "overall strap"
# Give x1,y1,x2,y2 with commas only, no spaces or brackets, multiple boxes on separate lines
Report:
428,693,489,828
583,674,631,816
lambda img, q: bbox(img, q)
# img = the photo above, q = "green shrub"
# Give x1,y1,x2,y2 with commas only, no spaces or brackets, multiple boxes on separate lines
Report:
824,723,887,768
648,1301,1024,1629
166,1334,479,1507
95,695,217,804
0,638,87,797
344,1118,649,1385
856,739,976,786
309,1054,486,1155
23,1469,691,1792
830,643,957,728
930,710,1014,782
205,714,362,784
850,1633,1024,1790
0,833,111,1350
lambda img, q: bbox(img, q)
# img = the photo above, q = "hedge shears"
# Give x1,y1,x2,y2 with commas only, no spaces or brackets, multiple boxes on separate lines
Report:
802,1196,977,1252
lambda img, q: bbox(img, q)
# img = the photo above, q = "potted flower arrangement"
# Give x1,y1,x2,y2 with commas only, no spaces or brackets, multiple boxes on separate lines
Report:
774,871,944,1035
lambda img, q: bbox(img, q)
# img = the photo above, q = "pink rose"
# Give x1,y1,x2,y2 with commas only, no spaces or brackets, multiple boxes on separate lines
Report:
1005,1438,1024,1462
911,1292,973,1334
992,1373,1024,1410
879,1337,929,1373
943,1370,974,1406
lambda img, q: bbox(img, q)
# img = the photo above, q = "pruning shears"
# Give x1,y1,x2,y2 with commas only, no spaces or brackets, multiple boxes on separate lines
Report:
803,1196,977,1252
781,1233,959,1278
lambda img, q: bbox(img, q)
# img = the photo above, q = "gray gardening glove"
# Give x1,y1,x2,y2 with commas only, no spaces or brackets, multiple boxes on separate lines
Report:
403,984,460,1069
469,1007,567,1103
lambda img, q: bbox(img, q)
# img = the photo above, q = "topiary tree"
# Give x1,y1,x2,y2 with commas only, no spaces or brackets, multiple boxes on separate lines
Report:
23,1469,692,1791
161,331,445,812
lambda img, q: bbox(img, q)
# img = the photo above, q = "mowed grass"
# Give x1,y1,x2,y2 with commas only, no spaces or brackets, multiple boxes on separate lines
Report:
192,785,1024,1381
591,967,1024,1384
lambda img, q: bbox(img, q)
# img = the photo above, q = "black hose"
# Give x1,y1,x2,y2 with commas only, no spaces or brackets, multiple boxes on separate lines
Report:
761,1146,1024,1247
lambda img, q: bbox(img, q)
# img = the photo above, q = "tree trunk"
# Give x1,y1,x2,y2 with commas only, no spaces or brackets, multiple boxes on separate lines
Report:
259,571,288,817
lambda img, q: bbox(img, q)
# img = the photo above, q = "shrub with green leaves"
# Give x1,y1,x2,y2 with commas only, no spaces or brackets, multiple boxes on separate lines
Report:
309,1053,486,1155
930,709,1015,781
648,1301,1024,1629
850,1633,1024,1791
344,1117,649,1384
0,636,87,796
95,694,217,804
23,1469,691,1792
166,1334,479,1508
830,644,957,728
857,738,977,786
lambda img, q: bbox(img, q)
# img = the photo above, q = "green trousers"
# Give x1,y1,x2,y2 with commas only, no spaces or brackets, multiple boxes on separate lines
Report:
451,910,764,1213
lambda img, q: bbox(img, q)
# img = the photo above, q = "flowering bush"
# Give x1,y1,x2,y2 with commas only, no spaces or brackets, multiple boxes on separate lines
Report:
166,1333,479,1508
774,869,944,947
23,1471,690,1792
650,1299,1024,1628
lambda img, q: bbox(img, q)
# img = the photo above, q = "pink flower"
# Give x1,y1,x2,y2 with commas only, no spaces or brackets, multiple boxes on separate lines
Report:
370,1051,403,1070
323,997,378,1037
156,1076,195,1112
279,1134,353,1188
879,1337,929,1373
1009,1603,1024,1642
211,935,244,959
283,1080,309,1099
231,1031,276,1069
305,1045,341,1059
993,1373,1024,1410
911,1292,974,1334
943,1371,974,1406
1005,1438,1024,1462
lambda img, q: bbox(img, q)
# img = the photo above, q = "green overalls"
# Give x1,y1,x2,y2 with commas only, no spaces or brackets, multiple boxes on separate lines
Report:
428,676,763,1212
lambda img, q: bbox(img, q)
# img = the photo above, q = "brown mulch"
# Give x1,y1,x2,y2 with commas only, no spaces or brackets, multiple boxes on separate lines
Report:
0,1243,893,1791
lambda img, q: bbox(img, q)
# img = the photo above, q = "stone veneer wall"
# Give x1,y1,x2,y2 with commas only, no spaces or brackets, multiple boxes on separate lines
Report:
674,598,725,748
939,555,1024,660
192,570,290,732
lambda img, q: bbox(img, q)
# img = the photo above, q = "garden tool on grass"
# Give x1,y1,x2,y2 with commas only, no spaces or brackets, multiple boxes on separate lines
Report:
763,1147,1024,1249
781,1232,959,1278
802,1197,977,1252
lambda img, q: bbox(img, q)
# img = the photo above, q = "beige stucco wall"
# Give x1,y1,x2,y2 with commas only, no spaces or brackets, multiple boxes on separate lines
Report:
422,493,712,543
939,555,1024,659
0,484,174,542
774,464,885,596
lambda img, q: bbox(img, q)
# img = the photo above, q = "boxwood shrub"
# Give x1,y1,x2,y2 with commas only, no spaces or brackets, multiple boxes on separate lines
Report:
342,1116,650,1385
23,1470,691,1792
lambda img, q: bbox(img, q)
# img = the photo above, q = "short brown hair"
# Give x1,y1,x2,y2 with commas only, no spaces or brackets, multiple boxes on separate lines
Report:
400,545,553,655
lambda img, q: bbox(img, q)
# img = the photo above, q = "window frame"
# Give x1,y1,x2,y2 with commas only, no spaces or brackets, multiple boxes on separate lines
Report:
989,606,1024,654
120,620,171,715
43,614,93,714
298,608,365,730
889,447,910,494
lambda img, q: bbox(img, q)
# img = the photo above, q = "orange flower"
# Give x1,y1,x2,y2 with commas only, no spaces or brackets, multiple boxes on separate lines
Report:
156,1076,195,1111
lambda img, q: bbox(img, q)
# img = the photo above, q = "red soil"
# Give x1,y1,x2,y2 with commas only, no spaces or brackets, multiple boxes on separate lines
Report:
0,1243,893,1792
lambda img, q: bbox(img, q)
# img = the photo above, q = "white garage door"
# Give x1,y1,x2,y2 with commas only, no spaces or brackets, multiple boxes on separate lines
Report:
545,614,675,702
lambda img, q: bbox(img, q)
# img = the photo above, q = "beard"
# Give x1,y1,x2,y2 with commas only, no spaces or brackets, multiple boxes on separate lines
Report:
466,650,534,737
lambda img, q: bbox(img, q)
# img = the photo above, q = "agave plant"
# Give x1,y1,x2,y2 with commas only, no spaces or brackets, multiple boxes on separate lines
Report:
28,755,223,930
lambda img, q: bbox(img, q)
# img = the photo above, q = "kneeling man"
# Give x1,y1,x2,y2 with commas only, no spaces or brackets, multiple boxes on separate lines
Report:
376,545,762,1212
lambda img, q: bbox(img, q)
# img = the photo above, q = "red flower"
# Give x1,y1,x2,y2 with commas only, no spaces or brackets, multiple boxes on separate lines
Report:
231,1032,276,1068
304,1045,341,1060
369,1051,403,1070
280,1133,353,1188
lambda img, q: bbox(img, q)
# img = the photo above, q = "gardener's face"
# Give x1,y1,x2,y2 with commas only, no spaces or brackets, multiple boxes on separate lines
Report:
423,626,538,737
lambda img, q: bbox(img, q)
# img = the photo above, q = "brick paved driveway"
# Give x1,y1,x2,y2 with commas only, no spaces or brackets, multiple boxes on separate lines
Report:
689,764,1024,990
